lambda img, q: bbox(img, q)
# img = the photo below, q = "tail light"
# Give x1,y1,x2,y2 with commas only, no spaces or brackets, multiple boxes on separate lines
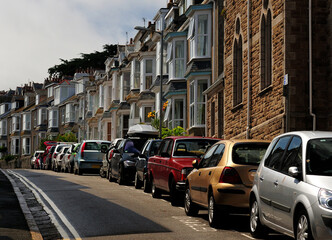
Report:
219,167,242,184
109,150,114,160
68,155,70,160
81,142,86,158
54,153,57,159
180,168,190,181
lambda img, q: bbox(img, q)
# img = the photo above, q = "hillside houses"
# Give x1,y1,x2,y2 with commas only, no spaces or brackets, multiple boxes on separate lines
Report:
1,0,331,158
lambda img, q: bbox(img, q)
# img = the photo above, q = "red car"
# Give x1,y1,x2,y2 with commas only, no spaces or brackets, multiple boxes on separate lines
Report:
147,136,219,205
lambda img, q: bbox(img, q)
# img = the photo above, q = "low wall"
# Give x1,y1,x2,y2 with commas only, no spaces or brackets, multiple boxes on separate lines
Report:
0,156,31,169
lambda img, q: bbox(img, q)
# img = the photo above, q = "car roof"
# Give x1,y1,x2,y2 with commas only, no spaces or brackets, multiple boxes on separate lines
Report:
82,140,111,143
215,139,270,144
165,136,219,140
275,131,332,142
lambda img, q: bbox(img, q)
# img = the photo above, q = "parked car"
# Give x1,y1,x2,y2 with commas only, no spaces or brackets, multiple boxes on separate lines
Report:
54,146,70,172
61,143,80,173
108,138,147,184
250,131,332,240
100,138,123,178
185,139,270,227
31,150,44,169
44,145,56,170
74,140,111,175
52,144,70,171
148,136,219,205
134,139,162,191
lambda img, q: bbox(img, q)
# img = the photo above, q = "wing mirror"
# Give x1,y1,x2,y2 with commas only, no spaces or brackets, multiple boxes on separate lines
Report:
288,166,299,177
192,160,199,169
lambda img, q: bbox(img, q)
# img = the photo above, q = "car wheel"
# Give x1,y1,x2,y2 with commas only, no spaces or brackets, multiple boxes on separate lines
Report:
184,187,199,216
118,165,125,185
78,167,83,175
296,210,313,240
208,194,220,228
250,197,268,238
151,177,161,198
143,177,151,193
134,172,142,189
100,167,106,178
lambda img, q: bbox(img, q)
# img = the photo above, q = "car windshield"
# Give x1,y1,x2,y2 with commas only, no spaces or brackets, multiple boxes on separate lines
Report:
232,143,269,165
306,138,332,176
173,139,219,157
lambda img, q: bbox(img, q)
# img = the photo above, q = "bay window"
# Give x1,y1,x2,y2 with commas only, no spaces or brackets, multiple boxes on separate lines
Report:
22,138,30,155
141,106,153,123
48,109,58,128
165,98,185,129
130,60,140,89
121,72,130,102
12,116,20,132
61,108,65,124
141,58,155,91
188,10,211,60
65,104,75,123
22,113,31,131
168,39,186,80
0,120,6,135
11,138,20,155
38,108,47,125
99,85,104,108
189,79,208,127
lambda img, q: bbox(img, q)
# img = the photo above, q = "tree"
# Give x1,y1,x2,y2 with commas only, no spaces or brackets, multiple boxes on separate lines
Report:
48,44,118,78
56,132,77,143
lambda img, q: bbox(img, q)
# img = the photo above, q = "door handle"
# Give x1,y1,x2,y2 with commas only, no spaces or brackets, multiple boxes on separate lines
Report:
208,171,211,175
199,172,201,176
259,176,264,181
274,180,279,186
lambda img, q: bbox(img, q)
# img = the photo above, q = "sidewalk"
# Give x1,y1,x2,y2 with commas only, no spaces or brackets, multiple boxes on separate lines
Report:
0,169,32,240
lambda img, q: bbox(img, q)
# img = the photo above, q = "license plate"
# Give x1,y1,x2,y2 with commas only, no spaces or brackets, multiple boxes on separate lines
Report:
92,165,100,169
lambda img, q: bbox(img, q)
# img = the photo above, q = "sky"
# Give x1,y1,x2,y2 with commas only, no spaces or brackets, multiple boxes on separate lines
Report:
0,0,167,91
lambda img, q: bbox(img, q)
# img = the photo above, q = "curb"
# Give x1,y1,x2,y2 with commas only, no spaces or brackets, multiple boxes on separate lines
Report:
1,169,43,240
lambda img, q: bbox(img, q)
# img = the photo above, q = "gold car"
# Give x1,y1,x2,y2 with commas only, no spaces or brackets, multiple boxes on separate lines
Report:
185,139,270,227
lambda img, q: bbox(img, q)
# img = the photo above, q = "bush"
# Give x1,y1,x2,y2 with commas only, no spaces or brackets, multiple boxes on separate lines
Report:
4,155,17,163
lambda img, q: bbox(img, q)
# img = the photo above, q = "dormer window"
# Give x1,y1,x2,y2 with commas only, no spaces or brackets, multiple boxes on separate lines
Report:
24,96,29,107
47,86,54,98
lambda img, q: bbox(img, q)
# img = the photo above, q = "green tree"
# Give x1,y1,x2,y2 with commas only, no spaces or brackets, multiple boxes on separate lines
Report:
56,132,77,143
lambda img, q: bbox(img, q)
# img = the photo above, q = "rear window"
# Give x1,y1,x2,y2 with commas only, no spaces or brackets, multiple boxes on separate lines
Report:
173,139,219,157
232,143,269,165
84,142,111,150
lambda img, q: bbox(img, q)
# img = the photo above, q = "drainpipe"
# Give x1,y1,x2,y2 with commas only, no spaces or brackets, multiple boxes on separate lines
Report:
309,0,316,130
246,0,251,139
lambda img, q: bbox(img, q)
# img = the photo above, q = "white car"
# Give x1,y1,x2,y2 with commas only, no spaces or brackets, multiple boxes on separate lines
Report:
250,131,332,240
31,150,44,169
54,145,70,172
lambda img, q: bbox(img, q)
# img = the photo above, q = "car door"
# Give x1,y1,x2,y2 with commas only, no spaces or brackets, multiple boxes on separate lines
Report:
160,139,173,191
189,144,219,204
136,141,150,180
257,136,292,224
111,140,125,178
272,136,302,230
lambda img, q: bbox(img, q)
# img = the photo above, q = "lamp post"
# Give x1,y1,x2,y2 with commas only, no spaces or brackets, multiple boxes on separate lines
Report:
135,26,164,139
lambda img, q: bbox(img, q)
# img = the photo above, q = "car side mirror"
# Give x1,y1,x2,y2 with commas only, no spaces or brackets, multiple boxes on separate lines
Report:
100,145,108,153
288,166,299,177
192,160,199,169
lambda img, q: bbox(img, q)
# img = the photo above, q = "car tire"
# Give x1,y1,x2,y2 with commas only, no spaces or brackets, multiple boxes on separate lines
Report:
208,194,221,228
143,177,151,193
134,172,142,189
250,197,268,238
295,210,313,240
78,167,83,175
184,187,199,216
118,165,125,185
151,177,161,198
100,167,106,178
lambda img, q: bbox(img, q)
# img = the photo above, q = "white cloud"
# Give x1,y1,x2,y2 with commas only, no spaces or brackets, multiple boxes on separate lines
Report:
0,0,166,90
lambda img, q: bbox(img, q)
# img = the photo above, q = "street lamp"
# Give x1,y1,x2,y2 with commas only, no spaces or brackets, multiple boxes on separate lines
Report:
134,26,164,139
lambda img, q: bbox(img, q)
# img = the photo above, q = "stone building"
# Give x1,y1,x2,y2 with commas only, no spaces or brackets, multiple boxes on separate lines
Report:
206,0,332,140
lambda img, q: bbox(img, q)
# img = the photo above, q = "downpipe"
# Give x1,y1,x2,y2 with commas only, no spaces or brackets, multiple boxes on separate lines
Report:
309,0,316,130
246,0,251,139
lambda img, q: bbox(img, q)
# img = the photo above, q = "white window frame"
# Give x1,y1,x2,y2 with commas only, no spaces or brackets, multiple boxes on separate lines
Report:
130,59,141,90
47,86,54,98
12,116,20,132
11,138,20,155
140,58,155,91
0,120,6,135
36,94,40,105
189,11,212,60
22,113,31,131
65,104,75,123
99,85,104,108
166,97,186,129
48,109,58,128
189,78,209,128
168,38,186,80
140,105,154,123
22,137,30,155
38,108,47,125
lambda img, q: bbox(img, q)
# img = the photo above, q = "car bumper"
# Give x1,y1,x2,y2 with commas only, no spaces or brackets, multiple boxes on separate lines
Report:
79,161,102,171
176,181,186,192
213,183,251,209
311,203,332,239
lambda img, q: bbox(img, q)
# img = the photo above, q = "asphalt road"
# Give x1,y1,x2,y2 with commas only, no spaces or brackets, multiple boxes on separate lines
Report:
9,169,293,240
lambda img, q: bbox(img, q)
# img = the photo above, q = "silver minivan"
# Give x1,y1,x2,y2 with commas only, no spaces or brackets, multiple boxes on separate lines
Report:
250,131,332,240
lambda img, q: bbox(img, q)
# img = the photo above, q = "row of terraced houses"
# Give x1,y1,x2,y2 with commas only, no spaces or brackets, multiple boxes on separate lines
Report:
0,0,331,158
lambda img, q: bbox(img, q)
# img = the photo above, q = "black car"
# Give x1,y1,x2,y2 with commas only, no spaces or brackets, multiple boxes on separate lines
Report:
109,138,147,185
134,139,162,192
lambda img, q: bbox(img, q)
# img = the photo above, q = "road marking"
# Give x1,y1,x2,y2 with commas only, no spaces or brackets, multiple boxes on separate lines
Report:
172,216,217,232
241,233,255,239
8,170,82,240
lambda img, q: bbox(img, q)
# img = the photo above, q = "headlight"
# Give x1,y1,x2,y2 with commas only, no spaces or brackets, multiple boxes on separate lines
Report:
318,188,332,210
123,160,136,167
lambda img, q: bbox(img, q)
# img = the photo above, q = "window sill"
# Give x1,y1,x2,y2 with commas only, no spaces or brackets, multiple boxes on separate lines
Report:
258,85,272,96
231,103,244,112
